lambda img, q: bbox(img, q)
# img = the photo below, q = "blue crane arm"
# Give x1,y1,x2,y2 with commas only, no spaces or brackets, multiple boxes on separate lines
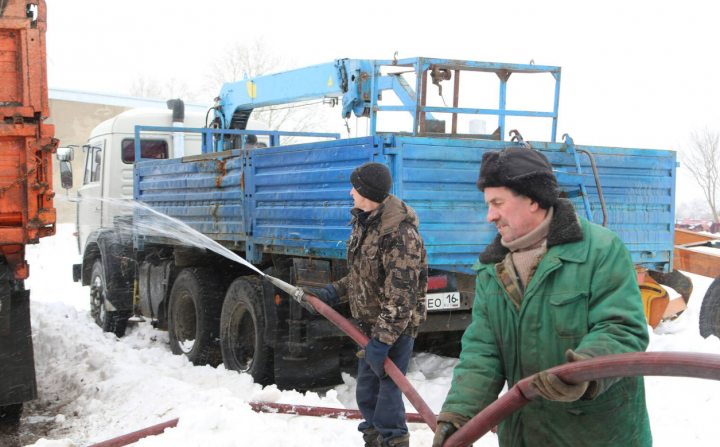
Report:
219,61,343,114
216,58,441,130
217,59,365,128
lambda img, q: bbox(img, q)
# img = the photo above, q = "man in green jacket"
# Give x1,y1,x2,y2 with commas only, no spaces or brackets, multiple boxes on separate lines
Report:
433,146,652,447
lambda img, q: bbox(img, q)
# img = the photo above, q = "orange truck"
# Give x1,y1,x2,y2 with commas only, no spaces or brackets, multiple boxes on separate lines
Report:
0,0,60,424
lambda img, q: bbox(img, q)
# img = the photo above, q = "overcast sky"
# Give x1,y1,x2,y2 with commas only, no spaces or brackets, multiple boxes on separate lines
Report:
46,0,720,206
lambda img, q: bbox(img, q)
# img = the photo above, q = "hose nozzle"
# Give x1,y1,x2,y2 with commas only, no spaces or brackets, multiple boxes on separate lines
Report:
265,275,306,303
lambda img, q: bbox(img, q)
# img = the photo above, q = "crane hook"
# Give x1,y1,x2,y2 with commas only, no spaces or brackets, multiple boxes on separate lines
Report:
510,130,531,149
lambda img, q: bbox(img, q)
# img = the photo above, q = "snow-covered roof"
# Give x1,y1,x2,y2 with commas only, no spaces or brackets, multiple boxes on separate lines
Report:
88,108,209,138
49,87,211,114
88,108,269,140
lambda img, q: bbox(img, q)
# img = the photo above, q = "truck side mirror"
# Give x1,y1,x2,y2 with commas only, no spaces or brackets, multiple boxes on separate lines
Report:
56,147,75,161
59,161,73,189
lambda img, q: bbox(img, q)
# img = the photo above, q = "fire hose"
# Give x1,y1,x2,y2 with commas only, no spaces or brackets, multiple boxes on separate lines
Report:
86,276,720,447
87,403,427,447
443,351,720,447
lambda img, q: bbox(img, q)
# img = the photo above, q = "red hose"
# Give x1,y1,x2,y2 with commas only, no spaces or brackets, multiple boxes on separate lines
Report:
248,402,428,423
443,352,720,447
87,419,179,447
87,403,428,447
303,293,438,431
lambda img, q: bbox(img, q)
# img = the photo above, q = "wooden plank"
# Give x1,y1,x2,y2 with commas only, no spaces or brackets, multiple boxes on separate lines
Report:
673,246,720,278
675,228,720,245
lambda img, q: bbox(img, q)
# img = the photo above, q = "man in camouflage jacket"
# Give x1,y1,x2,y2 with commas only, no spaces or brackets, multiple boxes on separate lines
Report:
305,162,427,447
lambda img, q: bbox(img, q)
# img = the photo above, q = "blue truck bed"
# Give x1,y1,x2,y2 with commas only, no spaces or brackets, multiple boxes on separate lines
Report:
134,134,676,274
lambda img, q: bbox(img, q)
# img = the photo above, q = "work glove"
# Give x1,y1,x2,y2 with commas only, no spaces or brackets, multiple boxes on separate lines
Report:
529,349,597,402
432,412,470,447
302,285,340,307
300,285,340,315
357,337,392,377
298,299,319,316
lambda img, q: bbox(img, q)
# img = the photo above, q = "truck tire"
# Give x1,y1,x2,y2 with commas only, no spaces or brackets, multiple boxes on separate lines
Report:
168,268,223,366
90,259,130,337
0,403,22,428
220,277,274,385
699,275,720,339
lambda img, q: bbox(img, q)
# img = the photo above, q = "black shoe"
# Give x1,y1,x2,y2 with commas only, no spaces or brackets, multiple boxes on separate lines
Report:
385,434,410,447
362,428,382,447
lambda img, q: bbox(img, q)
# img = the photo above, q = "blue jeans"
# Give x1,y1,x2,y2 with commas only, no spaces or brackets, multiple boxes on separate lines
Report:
357,334,415,445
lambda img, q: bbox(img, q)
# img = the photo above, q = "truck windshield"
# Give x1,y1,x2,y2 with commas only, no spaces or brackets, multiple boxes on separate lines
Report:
122,139,168,163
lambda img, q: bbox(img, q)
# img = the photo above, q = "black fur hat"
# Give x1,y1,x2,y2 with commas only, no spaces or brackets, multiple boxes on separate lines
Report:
477,146,559,209
350,162,392,203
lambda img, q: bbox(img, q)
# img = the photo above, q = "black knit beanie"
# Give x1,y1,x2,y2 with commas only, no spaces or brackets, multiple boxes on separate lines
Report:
350,162,392,203
477,146,559,210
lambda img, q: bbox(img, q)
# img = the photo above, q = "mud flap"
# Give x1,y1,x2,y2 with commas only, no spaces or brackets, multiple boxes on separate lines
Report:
97,231,134,312
72,263,82,282
0,285,36,406
649,269,692,321
274,335,342,391
269,256,345,390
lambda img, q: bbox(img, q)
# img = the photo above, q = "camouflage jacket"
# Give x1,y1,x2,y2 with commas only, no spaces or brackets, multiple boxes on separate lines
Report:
332,195,428,345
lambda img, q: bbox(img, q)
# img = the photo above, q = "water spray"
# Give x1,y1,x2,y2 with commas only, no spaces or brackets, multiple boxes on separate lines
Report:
58,194,265,275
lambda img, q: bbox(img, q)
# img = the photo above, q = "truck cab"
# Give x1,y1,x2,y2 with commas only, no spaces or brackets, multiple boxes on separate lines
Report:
76,108,269,256
72,106,270,340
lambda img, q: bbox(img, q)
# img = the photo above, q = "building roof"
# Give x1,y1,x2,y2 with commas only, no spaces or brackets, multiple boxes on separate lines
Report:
49,88,211,114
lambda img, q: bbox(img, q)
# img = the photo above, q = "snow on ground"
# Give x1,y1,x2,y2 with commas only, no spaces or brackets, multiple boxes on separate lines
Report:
20,225,720,446
683,245,720,256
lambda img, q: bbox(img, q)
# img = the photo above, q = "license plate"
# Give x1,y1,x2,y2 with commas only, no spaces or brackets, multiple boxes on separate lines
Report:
426,292,460,311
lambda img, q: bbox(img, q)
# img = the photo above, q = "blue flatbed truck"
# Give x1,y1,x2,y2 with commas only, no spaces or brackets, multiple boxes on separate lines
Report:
74,57,684,390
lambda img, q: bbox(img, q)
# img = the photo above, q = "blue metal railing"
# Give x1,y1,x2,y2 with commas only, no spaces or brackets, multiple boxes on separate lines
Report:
389,58,561,141
133,126,341,161
217,57,562,142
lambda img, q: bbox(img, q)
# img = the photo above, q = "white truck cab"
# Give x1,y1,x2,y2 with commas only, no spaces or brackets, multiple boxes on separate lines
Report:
76,107,269,255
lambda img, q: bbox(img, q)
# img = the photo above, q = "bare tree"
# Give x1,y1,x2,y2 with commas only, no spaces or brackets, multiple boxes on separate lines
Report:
204,39,280,95
676,198,715,220
204,38,325,143
127,75,200,102
680,128,720,223
164,78,199,102
128,76,164,99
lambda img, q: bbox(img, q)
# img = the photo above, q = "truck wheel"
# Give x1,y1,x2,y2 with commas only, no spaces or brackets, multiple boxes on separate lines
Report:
168,268,223,366
0,403,22,428
220,277,274,385
90,259,130,337
699,275,720,339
